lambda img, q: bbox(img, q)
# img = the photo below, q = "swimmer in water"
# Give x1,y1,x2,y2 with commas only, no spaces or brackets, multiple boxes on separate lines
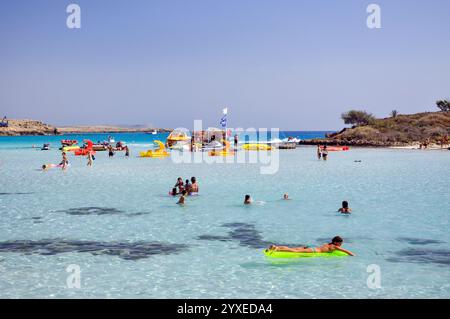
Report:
283,193,290,200
268,236,355,256
244,194,252,205
317,145,322,160
338,201,352,214
177,190,187,205
171,187,178,196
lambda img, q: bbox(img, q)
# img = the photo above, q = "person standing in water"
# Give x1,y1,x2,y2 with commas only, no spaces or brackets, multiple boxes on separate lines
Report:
185,179,191,193
190,176,199,194
174,177,184,193
60,152,69,170
87,151,94,167
317,145,322,160
234,134,239,151
322,145,328,161
125,146,130,157
108,145,115,157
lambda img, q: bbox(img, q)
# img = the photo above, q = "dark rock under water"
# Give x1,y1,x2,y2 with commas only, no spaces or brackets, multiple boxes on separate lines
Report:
0,239,188,260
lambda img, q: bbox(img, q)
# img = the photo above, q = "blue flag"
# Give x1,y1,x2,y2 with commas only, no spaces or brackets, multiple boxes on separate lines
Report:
220,114,227,128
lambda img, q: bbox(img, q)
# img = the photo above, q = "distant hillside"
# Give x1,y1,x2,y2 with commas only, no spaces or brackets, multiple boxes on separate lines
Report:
0,119,171,136
0,119,56,136
301,111,450,147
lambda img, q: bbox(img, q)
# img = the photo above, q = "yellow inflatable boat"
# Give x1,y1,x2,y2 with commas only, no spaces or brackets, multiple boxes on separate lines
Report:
140,140,170,158
62,145,81,152
242,143,272,151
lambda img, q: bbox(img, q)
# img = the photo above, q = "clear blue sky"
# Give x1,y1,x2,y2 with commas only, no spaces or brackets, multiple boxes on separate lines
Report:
1,0,449,130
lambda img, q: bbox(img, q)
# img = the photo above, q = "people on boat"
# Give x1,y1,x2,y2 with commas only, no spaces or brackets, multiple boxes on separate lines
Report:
244,194,252,205
338,201,352,213
268,236,355,256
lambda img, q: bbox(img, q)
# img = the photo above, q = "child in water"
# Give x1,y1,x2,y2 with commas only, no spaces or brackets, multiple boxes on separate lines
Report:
283,193,290,200
185,179,191,193
177,190,187,205
268,236,355,256
244,195,252,205
60,152,69,170
338,201,352,213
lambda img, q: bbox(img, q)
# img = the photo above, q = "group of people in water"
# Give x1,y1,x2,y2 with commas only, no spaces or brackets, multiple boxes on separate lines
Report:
171,176,199,204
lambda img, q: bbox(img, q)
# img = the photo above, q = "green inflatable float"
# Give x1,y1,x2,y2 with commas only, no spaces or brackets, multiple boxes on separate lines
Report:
263,249,350,258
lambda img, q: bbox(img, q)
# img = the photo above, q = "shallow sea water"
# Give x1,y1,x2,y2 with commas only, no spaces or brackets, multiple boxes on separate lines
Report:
0,133,449,298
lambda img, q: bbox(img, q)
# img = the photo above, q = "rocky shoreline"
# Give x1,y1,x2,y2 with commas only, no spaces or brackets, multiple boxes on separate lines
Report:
300,111,450,148
0,119,171,136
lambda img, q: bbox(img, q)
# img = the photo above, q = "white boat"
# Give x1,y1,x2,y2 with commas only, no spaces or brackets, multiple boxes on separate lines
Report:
151,130,158,135
201,140,224,152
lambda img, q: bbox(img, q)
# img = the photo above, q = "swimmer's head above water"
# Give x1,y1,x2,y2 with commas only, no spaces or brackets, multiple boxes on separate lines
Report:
244,194,252,205
330,236,344,246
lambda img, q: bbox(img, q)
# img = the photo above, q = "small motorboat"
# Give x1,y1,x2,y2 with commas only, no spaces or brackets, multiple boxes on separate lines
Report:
61,139,78,146
41,143,51,151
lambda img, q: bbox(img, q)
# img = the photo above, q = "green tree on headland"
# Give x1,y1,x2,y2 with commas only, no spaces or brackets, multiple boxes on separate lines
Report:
436,100,450,112
341,110,376,126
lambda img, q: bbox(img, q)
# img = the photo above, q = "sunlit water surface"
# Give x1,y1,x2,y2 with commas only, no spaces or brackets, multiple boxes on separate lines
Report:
0,133,449,298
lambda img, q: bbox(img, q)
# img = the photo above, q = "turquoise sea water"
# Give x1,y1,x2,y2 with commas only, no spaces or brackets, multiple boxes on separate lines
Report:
0,132,449,298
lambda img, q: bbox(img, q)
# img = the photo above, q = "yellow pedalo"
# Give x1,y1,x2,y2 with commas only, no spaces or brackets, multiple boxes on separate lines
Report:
242,143,272,151
140,140,170,158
